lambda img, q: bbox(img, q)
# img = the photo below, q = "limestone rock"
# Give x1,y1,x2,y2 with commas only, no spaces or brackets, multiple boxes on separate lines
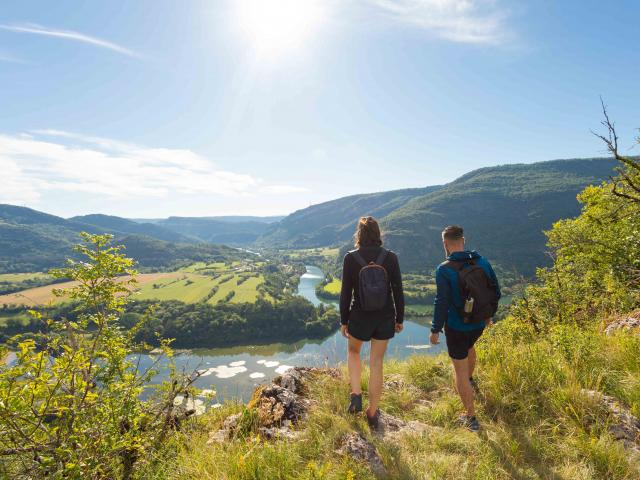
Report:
274,366,341,394
583,389,640,454
207,413,241,444
209,367,320,444
375,410,431,440
336,432,386,476
604,312,640,335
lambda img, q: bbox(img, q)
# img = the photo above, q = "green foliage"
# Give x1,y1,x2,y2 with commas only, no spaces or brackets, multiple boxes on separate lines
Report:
511,159,640,330
0,233,193,479
122,297,339,348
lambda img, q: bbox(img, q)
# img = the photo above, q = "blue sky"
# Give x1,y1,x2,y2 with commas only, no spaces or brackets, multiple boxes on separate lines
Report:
1,0,638,218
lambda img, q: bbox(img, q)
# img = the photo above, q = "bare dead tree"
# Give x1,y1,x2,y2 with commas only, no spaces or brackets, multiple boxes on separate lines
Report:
591,97,640,203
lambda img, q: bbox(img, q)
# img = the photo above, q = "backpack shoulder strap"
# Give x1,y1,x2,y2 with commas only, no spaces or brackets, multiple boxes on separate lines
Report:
443,260,466,272
349,250,367,268
375,248,388,266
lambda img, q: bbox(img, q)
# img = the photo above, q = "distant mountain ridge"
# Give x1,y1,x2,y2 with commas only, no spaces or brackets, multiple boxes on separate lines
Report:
144,217,284,245
256,157,619,275
70,214,195,244
0,205,245,273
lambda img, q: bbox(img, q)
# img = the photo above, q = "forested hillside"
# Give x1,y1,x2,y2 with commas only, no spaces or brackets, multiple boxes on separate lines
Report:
0,205,245,273
255,186,442,248
258,158,618,275
381,158,619,274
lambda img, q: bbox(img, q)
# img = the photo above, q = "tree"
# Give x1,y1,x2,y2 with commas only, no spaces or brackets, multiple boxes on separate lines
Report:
513,108,640,329
592,98,640,204
0,233,197,479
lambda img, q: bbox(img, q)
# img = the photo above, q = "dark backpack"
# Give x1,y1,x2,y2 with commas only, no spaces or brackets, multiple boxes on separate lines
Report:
445,259,499,323
350,248,389,311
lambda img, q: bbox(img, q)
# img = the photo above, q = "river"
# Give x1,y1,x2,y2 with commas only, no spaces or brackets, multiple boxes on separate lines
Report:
129,265,444,403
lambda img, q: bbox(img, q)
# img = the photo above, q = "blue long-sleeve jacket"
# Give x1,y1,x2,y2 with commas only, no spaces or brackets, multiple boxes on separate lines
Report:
432,250,501,333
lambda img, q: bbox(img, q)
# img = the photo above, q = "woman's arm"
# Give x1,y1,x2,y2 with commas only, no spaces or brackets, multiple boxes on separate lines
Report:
389,253,405,324
339,254,353,325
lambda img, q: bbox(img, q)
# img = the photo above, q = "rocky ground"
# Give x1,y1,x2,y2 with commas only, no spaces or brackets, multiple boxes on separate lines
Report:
205,366,640,476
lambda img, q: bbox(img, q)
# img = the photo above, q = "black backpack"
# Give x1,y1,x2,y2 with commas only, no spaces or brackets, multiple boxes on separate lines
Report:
350,248,389,311
445,259,499,323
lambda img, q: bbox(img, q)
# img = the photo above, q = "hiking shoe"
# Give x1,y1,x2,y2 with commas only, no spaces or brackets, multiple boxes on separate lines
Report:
459,414,480,432
348,393,363,414
366,408,381,430
469,376,479,394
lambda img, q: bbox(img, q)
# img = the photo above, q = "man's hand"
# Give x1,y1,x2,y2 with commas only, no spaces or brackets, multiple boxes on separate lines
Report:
486,318,494,328
429,332,440,345
395,322,403,333
340,325,350,338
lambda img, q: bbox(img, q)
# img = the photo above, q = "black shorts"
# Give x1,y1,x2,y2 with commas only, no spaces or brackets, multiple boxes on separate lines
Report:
347,310,395,342
444,325,484,360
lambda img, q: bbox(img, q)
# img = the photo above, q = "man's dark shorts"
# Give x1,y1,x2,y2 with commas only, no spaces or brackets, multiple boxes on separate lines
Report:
348,310,395,341
444,325,484,360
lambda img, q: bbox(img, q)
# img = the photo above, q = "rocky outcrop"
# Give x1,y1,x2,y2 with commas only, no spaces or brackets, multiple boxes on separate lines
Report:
335,432,387,476
374,410,431,440
583,389,640,454
207,367,330,444
604,312,640,335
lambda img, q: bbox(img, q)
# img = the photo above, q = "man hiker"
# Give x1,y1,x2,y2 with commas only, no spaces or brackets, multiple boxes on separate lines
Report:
429,225,500,431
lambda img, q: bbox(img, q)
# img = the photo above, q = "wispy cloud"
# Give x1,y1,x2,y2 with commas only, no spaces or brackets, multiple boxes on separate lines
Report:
0,23,139,58
0,131,304,205
0,50,24,63
368,0,511,44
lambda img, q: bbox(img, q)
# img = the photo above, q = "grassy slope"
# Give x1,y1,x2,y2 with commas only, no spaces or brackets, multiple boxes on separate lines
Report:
146,321,640,480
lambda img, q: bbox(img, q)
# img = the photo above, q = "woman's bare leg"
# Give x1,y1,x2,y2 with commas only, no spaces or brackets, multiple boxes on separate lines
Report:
348,336,364,394
367,338,389,414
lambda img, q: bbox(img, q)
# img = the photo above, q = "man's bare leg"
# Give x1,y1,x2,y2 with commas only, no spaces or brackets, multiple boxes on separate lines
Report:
468,346,476,379
451,357,475,417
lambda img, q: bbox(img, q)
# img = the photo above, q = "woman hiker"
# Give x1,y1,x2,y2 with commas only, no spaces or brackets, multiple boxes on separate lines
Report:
339,216,405,429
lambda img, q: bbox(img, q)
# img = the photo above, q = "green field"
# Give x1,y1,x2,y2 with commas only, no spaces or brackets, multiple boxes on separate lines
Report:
208,275,266,303
321,278,341,295
135,274,218,303
286,247,340,260
0,273,51,282
134,270,269,304
180,261,242,274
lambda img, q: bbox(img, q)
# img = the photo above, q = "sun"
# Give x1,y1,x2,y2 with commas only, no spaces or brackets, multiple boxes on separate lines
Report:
235,0,326,58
